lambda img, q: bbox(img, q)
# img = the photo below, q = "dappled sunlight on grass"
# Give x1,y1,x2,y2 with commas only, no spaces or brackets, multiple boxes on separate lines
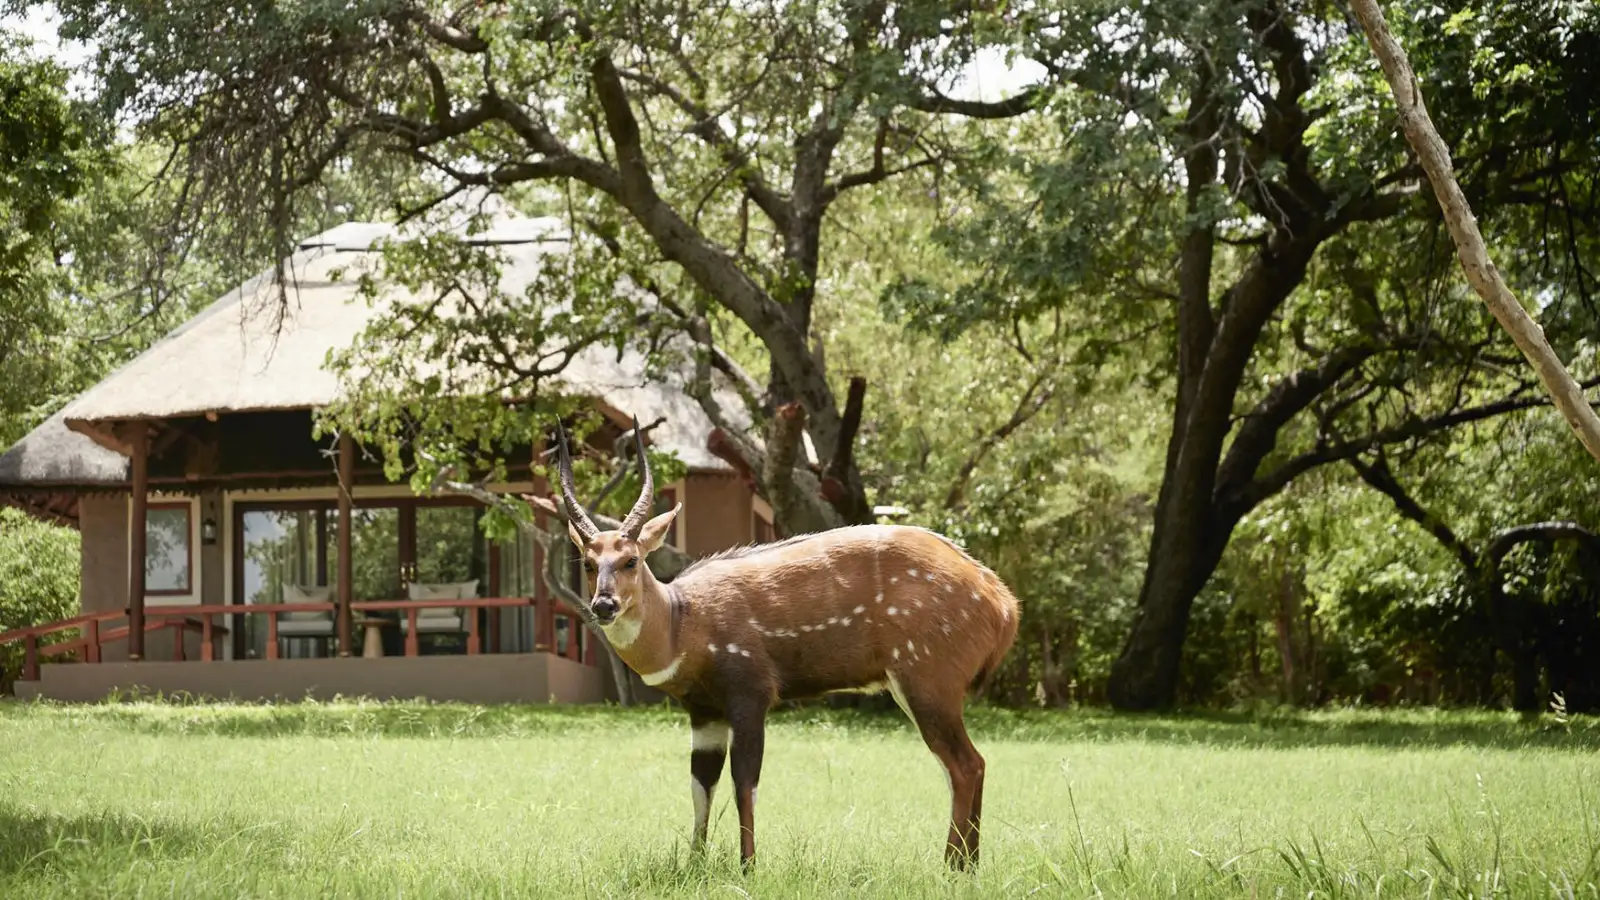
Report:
0,700,1597,897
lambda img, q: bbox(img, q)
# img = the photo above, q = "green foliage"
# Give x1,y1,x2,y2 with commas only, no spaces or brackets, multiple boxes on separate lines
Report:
0,507,78,684
16,0,1600,711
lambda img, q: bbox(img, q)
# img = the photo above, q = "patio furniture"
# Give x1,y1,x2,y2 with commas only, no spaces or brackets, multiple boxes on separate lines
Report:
355,617,390,659
277,584,334,657
400,580,479,651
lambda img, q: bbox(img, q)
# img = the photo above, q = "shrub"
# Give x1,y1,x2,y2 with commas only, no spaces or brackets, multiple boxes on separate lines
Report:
0,507,79,689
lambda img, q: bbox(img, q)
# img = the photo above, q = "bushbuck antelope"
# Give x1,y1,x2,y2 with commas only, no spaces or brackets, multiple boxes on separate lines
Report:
553,420,1019,870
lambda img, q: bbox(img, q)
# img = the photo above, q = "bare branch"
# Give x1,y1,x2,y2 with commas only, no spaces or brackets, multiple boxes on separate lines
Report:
945,370,1055,510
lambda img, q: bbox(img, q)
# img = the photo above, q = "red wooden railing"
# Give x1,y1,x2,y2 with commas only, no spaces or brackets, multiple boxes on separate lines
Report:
0,612,218,681
0,596,593,683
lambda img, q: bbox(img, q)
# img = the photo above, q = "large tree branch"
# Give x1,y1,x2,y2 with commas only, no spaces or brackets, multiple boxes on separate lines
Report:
1224,377,1600,517
1214,337,1416,501
1352,0,1600,463
615,66,794,231
1486,522,1600,567
906,84,1047,119
1348,452,1479,571
763,402,844,535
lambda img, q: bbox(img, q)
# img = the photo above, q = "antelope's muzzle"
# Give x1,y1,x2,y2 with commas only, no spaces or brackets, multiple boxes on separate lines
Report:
591,595,619,624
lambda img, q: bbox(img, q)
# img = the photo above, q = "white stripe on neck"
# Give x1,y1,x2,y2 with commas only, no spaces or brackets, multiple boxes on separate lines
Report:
640,652,685,686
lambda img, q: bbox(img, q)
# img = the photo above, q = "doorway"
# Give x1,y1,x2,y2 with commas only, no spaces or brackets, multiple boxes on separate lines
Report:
231,497,506,659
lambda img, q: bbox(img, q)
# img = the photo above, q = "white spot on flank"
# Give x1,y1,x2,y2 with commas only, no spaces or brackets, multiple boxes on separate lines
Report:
853,605,866,614
739,648,752,657
945,583,954,594
907,640,915,653
907,568,919,578
641,654,685,686
841,617,853,627
725,643,740,654
971,592,981,602
887,607,899,616
875,592,885,604
924,572,936,582
828,617,839,625
708,643,719,654
801,625,814,632
914,599,924,608
889,576,899,585
942,624,953,635
892,647,900,660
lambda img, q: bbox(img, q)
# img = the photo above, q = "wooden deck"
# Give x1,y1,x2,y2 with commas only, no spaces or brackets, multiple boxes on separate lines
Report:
13,652,607,704
2,597,611,705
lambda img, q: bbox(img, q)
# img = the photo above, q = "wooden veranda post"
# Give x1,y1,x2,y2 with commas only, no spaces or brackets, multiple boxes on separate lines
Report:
128,424,149,660
337,433,354,657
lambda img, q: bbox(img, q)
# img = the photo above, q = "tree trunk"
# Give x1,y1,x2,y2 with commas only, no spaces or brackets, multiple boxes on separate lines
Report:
1274,570,1299,705
1038,621,1065,707
1510,643,1540,713
1106,510,1225,710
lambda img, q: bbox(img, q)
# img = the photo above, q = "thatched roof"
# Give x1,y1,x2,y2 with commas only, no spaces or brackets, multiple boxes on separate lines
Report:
2,200,752,495
0,411,128,487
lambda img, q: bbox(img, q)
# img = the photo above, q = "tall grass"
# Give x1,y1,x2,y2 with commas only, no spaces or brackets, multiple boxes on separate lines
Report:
0,700,1595,897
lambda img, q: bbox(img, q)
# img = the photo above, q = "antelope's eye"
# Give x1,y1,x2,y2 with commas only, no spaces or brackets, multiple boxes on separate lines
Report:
583,559,597,573
624,557,639,570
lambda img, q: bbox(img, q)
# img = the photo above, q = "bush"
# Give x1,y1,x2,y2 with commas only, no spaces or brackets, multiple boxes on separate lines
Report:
0,506,79,689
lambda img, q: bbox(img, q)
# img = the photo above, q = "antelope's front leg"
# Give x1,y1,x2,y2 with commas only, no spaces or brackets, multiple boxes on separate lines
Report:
689,716,730,850
728,700,768,871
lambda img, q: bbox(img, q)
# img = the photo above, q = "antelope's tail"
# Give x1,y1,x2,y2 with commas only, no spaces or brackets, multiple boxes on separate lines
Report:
971,577,1021,697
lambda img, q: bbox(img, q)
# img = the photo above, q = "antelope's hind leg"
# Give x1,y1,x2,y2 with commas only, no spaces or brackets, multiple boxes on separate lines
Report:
689,715,730,851
727,697,768,872
887,673,986,870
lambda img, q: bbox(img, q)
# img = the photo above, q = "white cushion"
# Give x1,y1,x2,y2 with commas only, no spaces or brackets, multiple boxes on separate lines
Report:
283,584,333,603
401,615,464,633
406,580,478,601
282,585,333,621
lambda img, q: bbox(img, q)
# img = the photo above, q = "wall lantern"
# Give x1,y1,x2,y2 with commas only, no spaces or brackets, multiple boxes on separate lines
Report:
201,517,218,546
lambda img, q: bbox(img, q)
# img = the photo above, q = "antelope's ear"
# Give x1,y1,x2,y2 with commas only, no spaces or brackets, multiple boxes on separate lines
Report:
566,521,588,551
637,503,682,553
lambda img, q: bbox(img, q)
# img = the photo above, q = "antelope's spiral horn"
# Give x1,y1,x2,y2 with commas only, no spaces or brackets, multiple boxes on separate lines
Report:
619,416,654,539
554,420,599,542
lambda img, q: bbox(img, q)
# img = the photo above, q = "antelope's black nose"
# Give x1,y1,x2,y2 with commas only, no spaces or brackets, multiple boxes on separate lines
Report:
592,596,619,623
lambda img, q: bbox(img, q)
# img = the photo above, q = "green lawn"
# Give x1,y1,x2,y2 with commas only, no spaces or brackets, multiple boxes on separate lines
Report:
1,700,1597,898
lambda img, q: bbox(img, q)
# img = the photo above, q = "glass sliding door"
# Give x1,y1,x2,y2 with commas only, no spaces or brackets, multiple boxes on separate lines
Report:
238,507,334,659
233,497,532,659
328,507,402,606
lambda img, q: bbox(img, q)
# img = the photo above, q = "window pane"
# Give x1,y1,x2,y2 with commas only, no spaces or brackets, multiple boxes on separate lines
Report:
241,508,331,659
145,506,191,593
415,505,485,588
328,508,401,601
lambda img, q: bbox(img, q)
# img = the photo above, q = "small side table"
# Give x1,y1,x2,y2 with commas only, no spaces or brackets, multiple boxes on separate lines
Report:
356,618,390,659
